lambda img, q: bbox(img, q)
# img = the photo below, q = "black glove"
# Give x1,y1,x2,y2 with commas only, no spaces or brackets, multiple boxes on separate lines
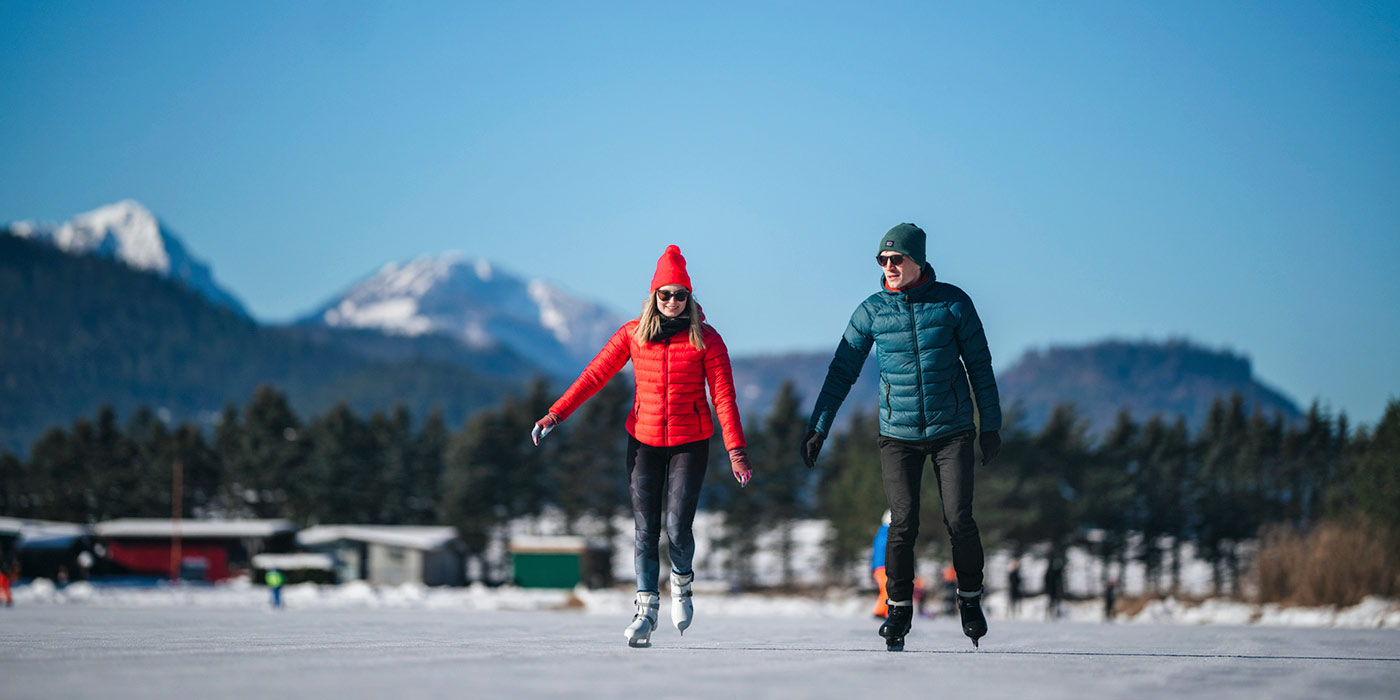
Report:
800,430,825,469
979,430,1001,466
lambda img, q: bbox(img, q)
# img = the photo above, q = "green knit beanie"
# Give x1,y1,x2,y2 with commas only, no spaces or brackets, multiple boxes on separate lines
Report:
878,223,927,268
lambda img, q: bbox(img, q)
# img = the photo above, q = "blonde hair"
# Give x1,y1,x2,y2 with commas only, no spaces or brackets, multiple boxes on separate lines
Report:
635,291,706,350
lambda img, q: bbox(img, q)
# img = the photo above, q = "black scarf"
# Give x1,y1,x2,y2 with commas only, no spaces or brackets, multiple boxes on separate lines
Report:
654,313,690,342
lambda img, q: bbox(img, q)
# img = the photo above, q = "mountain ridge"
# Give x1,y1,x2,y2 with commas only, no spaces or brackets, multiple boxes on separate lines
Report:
8,200,247,315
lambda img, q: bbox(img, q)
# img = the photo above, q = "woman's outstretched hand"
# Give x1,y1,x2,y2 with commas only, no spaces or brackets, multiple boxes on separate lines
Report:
729,447,753,487
531,413,560,446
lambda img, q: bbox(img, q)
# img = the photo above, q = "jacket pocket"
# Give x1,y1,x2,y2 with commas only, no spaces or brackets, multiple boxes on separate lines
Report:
880,378,891,420
950,377,962,414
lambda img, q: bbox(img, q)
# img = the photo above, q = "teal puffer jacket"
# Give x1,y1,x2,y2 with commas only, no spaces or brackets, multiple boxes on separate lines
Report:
808,267,1001,441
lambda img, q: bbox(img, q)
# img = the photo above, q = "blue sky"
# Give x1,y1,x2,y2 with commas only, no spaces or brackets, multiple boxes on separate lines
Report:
3,1,1398,426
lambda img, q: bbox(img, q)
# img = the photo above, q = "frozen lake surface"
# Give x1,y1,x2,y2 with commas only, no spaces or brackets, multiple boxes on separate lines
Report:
3,607,1398,699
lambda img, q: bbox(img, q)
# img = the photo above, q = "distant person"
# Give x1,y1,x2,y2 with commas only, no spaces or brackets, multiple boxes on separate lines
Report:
266,568,284,609
872,511,891,618
942,564,959,616
1007,559,1023,617
801,223,1002,650
1044,558,1064,620
913,575,928,618
532,245,751,648
0,567,11,608
1104,577,1118,622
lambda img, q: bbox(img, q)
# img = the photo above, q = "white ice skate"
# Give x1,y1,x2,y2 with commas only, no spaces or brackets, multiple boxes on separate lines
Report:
670,570,694,634
624,592,660,648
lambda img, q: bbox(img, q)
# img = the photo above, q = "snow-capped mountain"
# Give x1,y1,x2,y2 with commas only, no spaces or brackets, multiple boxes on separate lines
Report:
302,253,625,378
7,200,247,314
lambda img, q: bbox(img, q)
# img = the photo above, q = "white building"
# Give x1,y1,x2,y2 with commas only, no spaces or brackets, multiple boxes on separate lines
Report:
297,526,466,587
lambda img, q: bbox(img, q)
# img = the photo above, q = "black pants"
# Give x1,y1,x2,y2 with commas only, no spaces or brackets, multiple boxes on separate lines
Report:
879,430,984,600
627,436,709,593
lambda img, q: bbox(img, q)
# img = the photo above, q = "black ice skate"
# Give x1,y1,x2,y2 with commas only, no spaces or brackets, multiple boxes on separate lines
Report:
957,587,988,648
878,600,914,651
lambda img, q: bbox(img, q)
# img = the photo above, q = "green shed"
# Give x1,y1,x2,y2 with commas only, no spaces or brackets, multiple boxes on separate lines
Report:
509,536,612,589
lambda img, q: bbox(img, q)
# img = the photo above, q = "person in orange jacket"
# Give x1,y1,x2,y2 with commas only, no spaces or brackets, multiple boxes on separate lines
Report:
872,510,891,617
532,245,751,648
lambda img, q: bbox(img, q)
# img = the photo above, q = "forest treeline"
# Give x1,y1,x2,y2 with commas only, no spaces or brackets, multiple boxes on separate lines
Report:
2,381,1396,601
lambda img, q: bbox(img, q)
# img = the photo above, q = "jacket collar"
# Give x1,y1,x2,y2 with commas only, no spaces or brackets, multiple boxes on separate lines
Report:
880,265,937,297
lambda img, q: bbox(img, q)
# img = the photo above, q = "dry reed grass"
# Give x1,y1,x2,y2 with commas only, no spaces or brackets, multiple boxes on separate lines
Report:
1251,520,1400,607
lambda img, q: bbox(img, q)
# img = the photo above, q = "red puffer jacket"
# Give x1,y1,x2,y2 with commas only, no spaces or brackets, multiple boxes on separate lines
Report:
549,320,746,451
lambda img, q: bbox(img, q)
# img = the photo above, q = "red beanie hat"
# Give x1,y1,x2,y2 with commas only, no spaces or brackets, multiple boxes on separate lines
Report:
650,244,692,292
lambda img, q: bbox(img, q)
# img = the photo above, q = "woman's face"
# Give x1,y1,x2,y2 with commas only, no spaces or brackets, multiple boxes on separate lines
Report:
656,284,690,319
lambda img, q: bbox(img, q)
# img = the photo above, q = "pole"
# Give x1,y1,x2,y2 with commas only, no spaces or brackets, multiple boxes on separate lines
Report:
171,458,183,584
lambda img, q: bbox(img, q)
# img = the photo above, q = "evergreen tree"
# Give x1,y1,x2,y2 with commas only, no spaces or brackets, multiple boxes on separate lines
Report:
1082,409,1137,591
171,423,220,518
816,410,884,585
305,402,379,524
0,451,23,516
119,407,175,518
551,377,629,536
1193,393,1250,595
368,405,416,524
441,408,510,564
409,408,449,525
221,386,309,521
1341,399,1400,536
748,381,808,586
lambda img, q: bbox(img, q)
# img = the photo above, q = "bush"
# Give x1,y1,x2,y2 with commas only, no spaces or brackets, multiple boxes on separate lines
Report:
1251,520,1400,607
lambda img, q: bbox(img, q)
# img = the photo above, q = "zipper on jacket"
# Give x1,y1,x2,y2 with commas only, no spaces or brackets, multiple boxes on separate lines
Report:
662,337,670,445
907,297,926,430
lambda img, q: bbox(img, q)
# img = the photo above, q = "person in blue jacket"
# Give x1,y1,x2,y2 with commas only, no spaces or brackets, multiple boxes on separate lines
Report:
871,510,891,617
801,223,1002,650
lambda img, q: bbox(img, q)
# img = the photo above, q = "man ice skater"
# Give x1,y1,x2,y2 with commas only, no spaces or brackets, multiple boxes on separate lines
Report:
801,223,1002,650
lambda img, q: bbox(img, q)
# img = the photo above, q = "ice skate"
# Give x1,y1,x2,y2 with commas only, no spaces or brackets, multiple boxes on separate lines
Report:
958,587,987,648
878,600,913,651
670,570,694,634
624,592,660,648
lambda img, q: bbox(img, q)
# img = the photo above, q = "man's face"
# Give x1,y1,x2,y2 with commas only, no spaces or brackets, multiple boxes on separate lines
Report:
878,252,922,289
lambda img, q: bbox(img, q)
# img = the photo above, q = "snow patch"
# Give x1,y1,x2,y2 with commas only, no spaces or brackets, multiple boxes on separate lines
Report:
330,298,432,336
528,280,572,343
10,579,1398,629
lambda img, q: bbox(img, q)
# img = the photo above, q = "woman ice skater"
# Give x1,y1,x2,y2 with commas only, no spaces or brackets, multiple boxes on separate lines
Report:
532,245,752,648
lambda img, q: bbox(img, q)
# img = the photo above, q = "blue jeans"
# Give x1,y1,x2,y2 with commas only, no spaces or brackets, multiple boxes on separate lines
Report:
627,436,709,593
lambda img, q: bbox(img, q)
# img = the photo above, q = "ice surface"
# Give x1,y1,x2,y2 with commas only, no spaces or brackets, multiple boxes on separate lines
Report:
1,606,1395,700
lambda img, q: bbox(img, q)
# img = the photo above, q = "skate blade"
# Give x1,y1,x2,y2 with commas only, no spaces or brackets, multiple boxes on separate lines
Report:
886,641,905,652
624,624,654,648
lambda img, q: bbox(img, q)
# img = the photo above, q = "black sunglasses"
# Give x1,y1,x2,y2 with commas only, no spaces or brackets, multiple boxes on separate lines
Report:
876,253,906,267
657,289,690,302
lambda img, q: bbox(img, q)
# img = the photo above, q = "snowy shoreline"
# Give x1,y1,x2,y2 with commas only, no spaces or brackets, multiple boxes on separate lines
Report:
12,578,1399,630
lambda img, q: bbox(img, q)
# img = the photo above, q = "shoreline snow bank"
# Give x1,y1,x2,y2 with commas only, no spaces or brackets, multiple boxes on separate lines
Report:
10,579,1398,629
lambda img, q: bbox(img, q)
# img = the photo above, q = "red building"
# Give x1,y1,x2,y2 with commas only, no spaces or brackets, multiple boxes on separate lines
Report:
94,519,295,582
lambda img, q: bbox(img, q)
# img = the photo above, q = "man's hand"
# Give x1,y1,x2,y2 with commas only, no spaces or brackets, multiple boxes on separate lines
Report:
729,448,753,487
531,412,560,446
979,430,1001,466
800,430,825,469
